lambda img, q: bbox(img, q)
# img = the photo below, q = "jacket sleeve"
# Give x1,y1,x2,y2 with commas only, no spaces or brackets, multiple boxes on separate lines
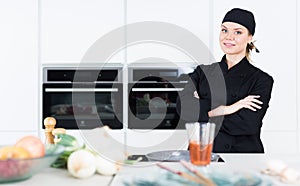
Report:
222,72,274,135
176,66,211,122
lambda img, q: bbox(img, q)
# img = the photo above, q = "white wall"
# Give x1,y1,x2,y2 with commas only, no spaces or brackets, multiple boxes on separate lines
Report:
1,1,299,154
297,0,300,154
0,0,38,144
40,0,124,63
126,0,211,63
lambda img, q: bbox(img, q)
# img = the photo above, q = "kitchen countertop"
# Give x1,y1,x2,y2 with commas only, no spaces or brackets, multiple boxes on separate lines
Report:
111,154,300,186
2,154,300,186
0,168,114,186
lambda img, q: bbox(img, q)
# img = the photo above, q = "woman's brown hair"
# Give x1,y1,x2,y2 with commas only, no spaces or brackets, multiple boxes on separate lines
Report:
246,40,260,61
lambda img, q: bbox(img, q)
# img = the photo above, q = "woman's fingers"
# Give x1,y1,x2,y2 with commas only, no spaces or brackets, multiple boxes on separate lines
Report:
248,103,262,111
241,95,263,111
249,101,262,109
243,104,257,111
249,97,263,105
251,99,263,105
193,91,200,99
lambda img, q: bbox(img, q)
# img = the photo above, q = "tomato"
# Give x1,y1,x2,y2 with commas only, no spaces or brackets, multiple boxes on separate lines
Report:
15,136,45,158
0,146,31,160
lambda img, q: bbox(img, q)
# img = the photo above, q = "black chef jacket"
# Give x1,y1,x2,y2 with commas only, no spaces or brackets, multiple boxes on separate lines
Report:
177,55,274,153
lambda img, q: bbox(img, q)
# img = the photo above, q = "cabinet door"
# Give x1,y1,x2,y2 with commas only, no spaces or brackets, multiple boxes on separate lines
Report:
41,0,125,64
126,0,211,64
212,1,297,153
0,0,38,132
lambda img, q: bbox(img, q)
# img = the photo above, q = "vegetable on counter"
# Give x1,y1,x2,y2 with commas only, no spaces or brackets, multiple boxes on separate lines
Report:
51,133,121,179
50,134,82,169
95,155,119,176
67,149,96,179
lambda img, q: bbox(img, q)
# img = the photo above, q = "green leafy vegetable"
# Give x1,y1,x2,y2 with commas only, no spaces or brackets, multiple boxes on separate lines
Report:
51,134,82,169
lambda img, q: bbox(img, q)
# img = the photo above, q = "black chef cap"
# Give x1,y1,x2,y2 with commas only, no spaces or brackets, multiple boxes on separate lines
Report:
222,8,256,35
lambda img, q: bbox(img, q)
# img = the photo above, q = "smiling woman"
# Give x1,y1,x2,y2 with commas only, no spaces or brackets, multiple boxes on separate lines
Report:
177,8,274,153
219,9,259,65
219,22,252,66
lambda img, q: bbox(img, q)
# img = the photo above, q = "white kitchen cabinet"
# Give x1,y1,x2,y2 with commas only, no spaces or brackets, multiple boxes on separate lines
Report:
40,0,125,64
0,1,38,133
126,0,212,64
212,0,298,153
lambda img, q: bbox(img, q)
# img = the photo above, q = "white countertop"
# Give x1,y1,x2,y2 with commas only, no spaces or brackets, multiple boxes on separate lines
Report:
0,168,113,186
2,154,300,186
111,154,300,186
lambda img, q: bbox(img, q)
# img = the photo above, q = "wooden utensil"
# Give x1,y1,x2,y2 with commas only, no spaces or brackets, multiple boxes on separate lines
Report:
43,117,56,144
180,160,216,186
156,163,214,186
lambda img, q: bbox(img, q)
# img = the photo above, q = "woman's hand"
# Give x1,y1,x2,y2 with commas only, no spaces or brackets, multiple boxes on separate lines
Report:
226,95,263,114
208,95,263,117
193,91,200,99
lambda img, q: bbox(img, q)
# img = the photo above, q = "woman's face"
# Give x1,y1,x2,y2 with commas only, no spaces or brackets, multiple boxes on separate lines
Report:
219,22,252,56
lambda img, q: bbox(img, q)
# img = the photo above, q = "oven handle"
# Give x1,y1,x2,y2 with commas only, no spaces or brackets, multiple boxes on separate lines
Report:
131,88,184,92
45,88,119,92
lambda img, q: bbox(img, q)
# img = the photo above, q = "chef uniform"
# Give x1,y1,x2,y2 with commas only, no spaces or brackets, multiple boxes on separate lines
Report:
177,8,274,153
178,56,273,153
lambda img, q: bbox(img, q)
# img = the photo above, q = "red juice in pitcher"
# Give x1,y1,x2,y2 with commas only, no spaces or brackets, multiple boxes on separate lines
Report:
189,140,213,166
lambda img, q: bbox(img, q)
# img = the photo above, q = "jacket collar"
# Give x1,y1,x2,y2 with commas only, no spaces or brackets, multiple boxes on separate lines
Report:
219,55,250,76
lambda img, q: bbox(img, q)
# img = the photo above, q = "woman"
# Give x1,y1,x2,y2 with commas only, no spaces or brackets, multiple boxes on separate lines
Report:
178,8,274,153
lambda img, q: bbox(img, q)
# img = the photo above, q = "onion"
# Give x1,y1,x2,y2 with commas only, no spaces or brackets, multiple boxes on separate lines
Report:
95,155,119,176
67,149,96,179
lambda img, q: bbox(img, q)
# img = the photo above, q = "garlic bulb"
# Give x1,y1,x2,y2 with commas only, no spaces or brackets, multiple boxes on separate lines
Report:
67,149,96,179
95,155,119,176
266,159,288,175
280,167,300,183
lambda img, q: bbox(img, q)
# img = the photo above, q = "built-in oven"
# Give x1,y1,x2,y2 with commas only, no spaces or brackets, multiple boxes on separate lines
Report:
128,68,192,129
42,68,123,129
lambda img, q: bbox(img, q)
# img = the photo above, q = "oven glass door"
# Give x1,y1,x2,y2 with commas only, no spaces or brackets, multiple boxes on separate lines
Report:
43,83,122,129
128,82,186,129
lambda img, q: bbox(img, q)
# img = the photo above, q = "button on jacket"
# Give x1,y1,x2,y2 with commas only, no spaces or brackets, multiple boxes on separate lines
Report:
177,56,274,153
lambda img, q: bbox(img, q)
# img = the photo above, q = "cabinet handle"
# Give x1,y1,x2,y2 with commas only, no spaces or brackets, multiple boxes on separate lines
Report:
131,88,183,92
45,88,118,92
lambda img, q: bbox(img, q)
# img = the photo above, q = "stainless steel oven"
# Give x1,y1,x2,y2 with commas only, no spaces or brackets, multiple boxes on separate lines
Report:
42,68,123,129
128,68,192,129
